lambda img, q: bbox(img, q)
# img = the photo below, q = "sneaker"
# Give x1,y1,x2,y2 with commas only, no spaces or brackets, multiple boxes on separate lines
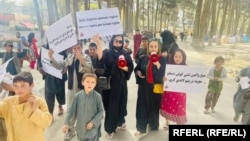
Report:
204,109,209,114
64,130,76,141
106,132,114,139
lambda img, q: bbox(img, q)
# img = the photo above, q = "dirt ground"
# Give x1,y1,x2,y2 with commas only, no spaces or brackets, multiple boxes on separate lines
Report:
195,43,250,78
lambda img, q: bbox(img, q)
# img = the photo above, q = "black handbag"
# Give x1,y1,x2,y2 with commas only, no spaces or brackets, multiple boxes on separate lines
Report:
98,76,111,90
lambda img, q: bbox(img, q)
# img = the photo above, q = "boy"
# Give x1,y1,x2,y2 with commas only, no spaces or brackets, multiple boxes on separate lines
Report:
63,73,104,141
0,41,27,76
0,71,53,141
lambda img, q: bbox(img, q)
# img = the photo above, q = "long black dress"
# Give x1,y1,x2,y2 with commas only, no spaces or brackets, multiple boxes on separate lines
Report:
101,44,134,134
134,55,167,132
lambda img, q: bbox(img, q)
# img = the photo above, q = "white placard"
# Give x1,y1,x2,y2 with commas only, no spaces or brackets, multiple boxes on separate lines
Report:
46,14,77,53
164,65,209,94
41,48,64,79
239,77,250,90
76,7,123,40
0,57,14,83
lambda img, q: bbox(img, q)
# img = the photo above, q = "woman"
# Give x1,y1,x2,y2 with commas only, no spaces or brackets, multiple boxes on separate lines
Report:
97,34,134,138
27,32,39,69
134,39,167,136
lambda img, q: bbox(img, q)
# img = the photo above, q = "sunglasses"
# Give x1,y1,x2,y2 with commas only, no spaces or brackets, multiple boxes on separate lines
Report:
114,39,123,44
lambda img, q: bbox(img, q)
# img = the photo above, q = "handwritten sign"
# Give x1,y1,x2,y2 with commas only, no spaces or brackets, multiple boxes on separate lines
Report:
46,14,77,53
0,57,14,83
164,65,209,94
41,48,64,79
76,7,123,40
239,77,250,90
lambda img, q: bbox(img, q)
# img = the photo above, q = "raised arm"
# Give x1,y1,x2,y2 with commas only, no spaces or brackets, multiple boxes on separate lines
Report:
48,49,69,70
92,34,103,60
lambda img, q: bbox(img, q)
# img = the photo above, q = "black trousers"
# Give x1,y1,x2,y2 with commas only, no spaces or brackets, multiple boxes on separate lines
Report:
136,82,162,133
45,85,66,114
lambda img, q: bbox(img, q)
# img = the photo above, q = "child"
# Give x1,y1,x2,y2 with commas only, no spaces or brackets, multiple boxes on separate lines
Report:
204,56,227,114
233,66,250,124
134,39,167,136
0,41,27,75
123,39,132,55
0,71,53,141
160,49,187,130
63,73,104,141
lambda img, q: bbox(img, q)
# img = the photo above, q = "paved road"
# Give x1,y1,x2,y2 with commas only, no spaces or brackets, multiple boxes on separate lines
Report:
1,38,244,141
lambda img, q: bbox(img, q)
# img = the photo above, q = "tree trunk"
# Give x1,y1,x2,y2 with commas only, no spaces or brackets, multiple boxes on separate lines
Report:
214,1,222,35
238,16,248,36
151,0,154,32
226,0,233,36
65,0,71,15
53,0,59,20
247,18,250,35
208,0,217,46
182,1,186,32
85,0,89,10
154,0,160,33
199,0,211,44
142,0,145,30
97,0,101,9
159,3,164,31
217,0,229,45
128,0,134,33
107,0,111,8
191,0,203,49
135,0,139,30
147,0,150,31
73,0,79,34
33,0,44,38
233,0,241,35
46,0,56,25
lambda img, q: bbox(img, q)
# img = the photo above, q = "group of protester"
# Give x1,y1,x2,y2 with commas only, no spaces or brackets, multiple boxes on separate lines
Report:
0,28,249,141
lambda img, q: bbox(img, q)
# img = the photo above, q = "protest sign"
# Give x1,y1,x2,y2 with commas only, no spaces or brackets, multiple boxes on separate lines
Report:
0,57,14,83
41,48,64,79
164,65,209,94
46,14,77,53
76,7,122,40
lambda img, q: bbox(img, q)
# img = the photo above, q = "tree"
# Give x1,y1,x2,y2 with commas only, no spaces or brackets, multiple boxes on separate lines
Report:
135,0,140,30
33,0,44,38
208,0,217,46
191,0,203,48
217,0,229,45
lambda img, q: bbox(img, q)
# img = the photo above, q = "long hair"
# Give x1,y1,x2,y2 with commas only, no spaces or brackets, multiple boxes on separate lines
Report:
168,48,187,65
147,38,161,56
160,30,177,53
28,32,35,44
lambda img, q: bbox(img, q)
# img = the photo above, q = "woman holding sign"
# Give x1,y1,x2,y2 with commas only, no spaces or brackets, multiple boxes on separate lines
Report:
160,48,187,130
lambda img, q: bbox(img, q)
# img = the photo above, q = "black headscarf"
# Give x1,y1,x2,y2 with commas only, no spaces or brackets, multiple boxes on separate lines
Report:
109,34,124,59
